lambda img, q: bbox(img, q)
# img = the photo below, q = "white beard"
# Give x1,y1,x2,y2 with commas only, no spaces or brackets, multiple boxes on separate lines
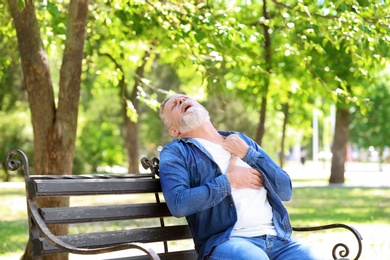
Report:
178,105,210,134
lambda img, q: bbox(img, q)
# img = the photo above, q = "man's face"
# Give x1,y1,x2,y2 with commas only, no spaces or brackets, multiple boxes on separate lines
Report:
163,95,210,137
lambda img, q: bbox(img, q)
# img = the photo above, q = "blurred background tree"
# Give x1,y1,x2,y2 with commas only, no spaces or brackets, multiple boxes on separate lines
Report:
6,0,89,259
350,66,390,171
1,0,389,182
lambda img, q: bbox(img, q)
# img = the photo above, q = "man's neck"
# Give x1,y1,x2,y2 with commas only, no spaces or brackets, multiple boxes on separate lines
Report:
179,122,224,144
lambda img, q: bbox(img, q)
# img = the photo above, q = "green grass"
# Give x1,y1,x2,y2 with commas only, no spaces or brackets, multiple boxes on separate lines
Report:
1,181,389,259
287,187,390,226
0,187,28,258
0,220,28,257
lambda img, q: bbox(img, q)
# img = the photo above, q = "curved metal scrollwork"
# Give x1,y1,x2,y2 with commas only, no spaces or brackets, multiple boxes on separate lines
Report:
332,243,349,259
293,223,362,260
5,149,30,178
141,157,160,176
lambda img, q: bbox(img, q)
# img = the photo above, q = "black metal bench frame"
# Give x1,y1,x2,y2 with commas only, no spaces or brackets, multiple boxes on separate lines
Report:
6,149,363,260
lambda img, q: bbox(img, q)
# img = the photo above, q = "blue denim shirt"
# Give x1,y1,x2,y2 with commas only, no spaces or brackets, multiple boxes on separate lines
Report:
159,131,293,259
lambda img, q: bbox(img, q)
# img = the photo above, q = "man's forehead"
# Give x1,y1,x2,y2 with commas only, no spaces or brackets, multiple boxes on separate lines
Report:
171,94,187,100
165,94,188,105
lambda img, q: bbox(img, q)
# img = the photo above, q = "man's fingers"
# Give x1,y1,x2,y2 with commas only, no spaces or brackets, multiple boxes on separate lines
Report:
222,135,249,159
250,169,262,178
253,176,263,187
249,169,263,187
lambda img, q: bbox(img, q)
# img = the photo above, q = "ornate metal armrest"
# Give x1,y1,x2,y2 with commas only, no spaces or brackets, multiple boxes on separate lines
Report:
293,224,363,260
28,200,160,260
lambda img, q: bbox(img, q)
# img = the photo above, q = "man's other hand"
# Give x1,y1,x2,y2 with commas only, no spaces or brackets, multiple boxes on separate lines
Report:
226,155,263,190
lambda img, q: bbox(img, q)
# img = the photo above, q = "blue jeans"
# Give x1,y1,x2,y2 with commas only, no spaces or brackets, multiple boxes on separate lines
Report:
208,235,316,260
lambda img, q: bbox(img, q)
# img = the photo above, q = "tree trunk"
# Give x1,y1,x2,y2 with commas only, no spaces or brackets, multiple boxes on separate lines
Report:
101,42,155,174
279,101,290,168
8,0,88,259
125,43,155,173
329,106,350,184
121,73,140,173
256,96,268,147
378,146,384,172
255,0,271,147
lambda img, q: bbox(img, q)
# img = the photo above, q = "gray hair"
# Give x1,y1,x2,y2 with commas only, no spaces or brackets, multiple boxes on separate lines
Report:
159,95,175,128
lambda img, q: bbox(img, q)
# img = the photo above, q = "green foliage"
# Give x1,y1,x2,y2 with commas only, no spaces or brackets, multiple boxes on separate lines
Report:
75,89,125,173
0,1,24,112
16,0,25,11
0,110,33,181
1,0,390,172
349,67,390,150
272,0,389,101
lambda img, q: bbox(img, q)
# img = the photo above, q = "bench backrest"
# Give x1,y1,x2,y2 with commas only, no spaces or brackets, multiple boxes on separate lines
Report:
7,150,196,260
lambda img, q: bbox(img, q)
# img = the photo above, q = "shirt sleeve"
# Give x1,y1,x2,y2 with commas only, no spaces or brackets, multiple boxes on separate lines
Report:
241,135,292,201
159,146,232,217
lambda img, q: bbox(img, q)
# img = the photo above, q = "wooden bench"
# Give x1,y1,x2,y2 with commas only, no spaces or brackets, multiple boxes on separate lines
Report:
6,149,363,260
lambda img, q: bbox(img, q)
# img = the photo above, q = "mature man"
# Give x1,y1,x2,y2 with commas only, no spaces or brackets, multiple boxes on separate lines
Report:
159,94,315,260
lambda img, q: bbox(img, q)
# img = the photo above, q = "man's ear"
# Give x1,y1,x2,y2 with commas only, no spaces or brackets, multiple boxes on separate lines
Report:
169,127,180,137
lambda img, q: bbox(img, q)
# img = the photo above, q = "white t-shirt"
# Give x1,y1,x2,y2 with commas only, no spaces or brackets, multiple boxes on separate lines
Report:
194,138,276,237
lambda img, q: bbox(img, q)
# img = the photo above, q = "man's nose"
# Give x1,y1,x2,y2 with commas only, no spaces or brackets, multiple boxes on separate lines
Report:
178,96,187,105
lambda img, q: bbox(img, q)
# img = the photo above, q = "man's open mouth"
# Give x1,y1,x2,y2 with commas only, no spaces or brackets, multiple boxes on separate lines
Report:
183,104,192,112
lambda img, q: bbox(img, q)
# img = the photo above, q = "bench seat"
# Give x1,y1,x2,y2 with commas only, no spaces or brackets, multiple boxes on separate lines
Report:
6,149,362,260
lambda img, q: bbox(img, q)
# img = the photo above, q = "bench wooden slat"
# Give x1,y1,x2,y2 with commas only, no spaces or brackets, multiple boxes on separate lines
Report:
35,225,192,255
40,203,171,224
108,249,198,260
29,173,155,180
29,178,162,196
